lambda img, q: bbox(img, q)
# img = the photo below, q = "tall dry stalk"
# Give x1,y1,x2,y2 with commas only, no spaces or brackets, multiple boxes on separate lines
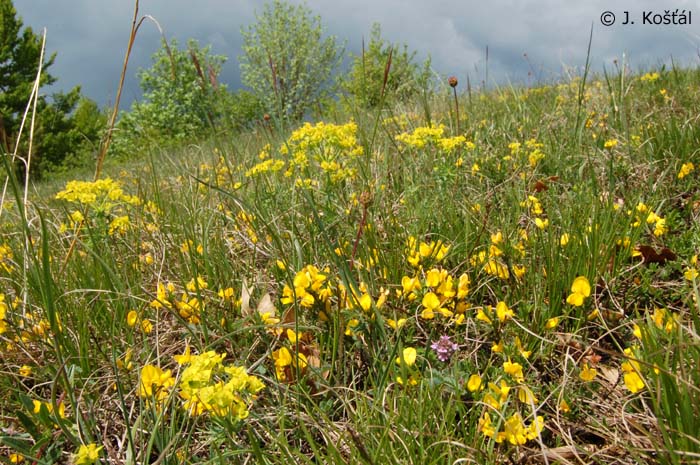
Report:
93,0,168,181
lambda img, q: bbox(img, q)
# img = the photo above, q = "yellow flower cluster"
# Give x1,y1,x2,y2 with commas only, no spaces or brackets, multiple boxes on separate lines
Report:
245,157,286,178
278,121,363,184
272,345,308,382
640,72,660,82
175,348,264,418
139,348,264,419
469,231,523,281
55,178,140,210
505,139,545,168
55,178,141,237
400,267,470,322
678,162,694,179
148,280,205,324
395,124,475,153
475,376,544,445
280,265,330,309
405,236,449,267
395,124,447,149
630,202,667,237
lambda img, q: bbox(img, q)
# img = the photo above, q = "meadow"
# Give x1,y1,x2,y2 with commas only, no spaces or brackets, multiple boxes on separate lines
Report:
1,65,699,464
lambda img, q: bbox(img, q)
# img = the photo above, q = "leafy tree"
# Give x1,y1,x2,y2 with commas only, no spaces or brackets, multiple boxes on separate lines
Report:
34,91,107,174
0,0,55,153
224,89,266,131
1,0,103,178
342,23,431,109
111,38,234,156
240,0,343,121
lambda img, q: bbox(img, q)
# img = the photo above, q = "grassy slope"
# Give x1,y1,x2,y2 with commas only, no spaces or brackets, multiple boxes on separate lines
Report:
1,66,699,465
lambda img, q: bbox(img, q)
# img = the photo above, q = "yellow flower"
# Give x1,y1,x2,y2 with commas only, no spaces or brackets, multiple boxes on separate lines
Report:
534,218,549,230
19,365,32,377
396,347,417,367
491,340,504,353
139,365,175,399
141,319,153,334
560,233,570,246
421,292,441,319
218,287,235,301
484,260,509,279
559,399,571,413
495,301,513,322
502,413,528,445
566,276,591,306
678,162,694,179
604,139,618,149
387,318,407,330
685,268,699,281
467,374,482,392
478,412,497,438
632,323,642,339
126,310,138,327
622,369,645,393
73,443,103,465
359,293,372,312
503,359,524,382
518,386,538,404
476,308,492,325
545,317,560,330
579,362,597,382
513,265,526,279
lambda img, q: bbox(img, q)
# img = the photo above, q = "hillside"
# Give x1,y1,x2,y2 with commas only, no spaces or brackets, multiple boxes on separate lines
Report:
1,67,699,464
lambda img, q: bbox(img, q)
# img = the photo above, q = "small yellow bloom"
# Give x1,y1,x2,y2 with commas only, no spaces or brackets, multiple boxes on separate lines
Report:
678,162,695,179
141,319,153,334
126,310,139,327
359,293,372,312
387,318,407,330
467,373,482,392
518,385,538,404
396,347,417,367
604,139,618,149
559,399,570,413
512,265,526,279
73,443,103,465
560,233,570,246
579,362,597,382
503,359,524,382
19,365,32,377
545,317,560,330
476,308,492,325
495,301,513,322
622,370,645,393
567,276,591,306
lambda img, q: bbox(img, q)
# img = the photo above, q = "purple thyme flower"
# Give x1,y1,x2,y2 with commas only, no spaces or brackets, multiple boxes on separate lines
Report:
431,335,459,362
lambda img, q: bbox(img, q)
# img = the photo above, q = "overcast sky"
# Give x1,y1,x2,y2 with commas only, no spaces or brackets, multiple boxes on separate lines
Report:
14,0,700,107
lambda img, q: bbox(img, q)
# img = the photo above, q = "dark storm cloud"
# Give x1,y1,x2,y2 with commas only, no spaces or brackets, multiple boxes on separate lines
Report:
13,0,700,107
